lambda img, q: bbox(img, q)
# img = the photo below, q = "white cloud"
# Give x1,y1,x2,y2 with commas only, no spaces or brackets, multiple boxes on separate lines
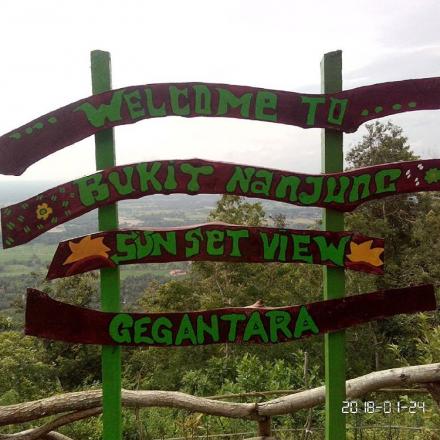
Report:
0,0,439,185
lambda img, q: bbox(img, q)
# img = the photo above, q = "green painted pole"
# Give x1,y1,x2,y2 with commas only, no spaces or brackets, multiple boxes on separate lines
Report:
91,50,122,440
321,50,346,440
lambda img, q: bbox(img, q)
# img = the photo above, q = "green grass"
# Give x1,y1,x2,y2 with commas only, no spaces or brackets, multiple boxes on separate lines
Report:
0,243,186,281
0,243,56,262
0,243,57,277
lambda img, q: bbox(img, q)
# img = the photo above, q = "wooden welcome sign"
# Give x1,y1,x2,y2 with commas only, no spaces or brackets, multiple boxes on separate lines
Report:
46,222,384,279
1,78,440,175
3,158,439,249
25,284,437,347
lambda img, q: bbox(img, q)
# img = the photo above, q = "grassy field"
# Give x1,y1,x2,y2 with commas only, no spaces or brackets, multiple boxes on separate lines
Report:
0,243,56,277
0,242,186,280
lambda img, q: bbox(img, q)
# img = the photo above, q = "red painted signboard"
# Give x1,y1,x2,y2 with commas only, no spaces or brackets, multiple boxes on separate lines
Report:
2,158,438,249
25,285,437,347
1,79,440,175
45,222,385,279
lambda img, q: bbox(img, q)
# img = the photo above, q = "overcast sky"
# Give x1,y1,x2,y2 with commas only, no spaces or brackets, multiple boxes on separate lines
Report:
1,0,439,184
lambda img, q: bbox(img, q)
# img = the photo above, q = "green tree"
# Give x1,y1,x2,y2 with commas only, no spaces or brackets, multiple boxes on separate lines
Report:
0,332,61,403
345,121,439,372
40,274,101,390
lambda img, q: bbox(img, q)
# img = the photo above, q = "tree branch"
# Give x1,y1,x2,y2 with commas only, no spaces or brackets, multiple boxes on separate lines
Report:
0,408,101,440
259,363,440,416
0,363,438,432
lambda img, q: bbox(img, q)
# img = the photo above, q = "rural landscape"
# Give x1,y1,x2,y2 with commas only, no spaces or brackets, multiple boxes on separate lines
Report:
0,122,439,438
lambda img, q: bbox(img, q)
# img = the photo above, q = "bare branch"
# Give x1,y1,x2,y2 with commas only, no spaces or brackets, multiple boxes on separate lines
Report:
0,408,101,440
259,363,440,416
0,362,438,432
41,434,74,440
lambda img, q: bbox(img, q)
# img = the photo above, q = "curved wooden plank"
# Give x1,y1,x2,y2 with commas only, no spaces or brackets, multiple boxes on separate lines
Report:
45,222,384,279
1,78,440,175
2,158,439,249
25,284,437,347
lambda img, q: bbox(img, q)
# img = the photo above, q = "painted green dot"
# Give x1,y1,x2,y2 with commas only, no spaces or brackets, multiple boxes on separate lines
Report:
408,102,417,108
25,127,33,134
9,133,21,140
361,109,369,116
392,104,402,110
374,106,383,113
34,122,44,129
48,116,57,124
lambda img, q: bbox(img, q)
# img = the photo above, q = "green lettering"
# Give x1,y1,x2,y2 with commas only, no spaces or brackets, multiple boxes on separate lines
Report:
260,233,280,260
226,229,249,257
193,85,212,115
313,235,351,266
279,235,287,261
275,175,301,201
225,167,255,193
75,90,124,128
180,163,214,191
375,169,401,194
301,96,326,125
135,231,154,259
216,88,252,117
250,169,273,196
185,227,203,258
145,88,166,116
175,314,197,345
169,86,190,115
196,315,219,344
151,232,177,256
134,317,153,344
151,317,173,345
266,310,292,342
75,173,110,207
243,312,269,343
255,91,277,122
123,90,145,119
164,164,178,190
299,176,323,205
108,167,135,196
292,234,312,263
349,174,371,202
220,314,246,342
327,97,348,125
324,176,350,204
136,162,163,192
112,232,138,264
206,230,224,256
109,314,133,343
294,306,319,338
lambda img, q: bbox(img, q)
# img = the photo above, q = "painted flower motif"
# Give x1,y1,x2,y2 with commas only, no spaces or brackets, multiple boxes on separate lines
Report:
36,203,53,220
424,168,440,184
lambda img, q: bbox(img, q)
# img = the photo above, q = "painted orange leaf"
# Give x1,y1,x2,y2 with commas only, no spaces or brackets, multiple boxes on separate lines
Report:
347,240,384,267
63,235,111,266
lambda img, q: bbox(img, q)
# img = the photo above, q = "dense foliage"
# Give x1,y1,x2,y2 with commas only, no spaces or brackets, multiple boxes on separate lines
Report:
0,122,439,439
